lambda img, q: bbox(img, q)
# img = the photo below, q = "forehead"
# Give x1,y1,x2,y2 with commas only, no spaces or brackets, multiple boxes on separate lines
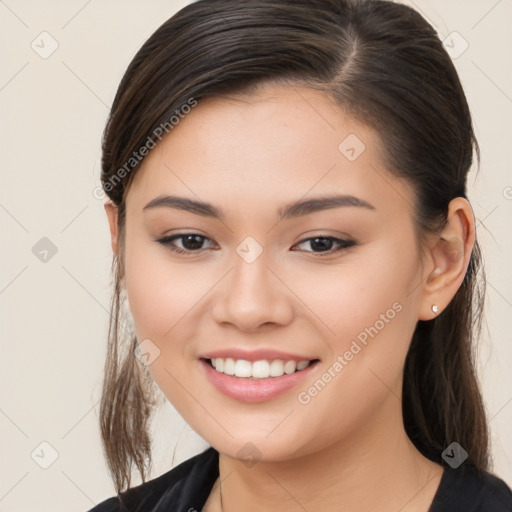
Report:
125,84,414,220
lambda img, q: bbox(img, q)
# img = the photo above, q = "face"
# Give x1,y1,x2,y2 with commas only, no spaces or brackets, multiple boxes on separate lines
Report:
119,83,428,462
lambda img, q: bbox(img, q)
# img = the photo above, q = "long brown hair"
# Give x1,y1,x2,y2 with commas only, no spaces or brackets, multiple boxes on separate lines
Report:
99,0,489,498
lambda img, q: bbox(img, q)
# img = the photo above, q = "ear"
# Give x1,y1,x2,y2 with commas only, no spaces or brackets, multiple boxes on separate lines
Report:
418,197,476,320
104,201,119,254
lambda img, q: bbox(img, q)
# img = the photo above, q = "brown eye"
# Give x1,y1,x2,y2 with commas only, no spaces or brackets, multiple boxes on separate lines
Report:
156,233,216,254
292,236,355,256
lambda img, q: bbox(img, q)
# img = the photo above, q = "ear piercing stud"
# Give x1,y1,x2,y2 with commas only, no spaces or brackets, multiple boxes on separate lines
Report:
432,304,439,314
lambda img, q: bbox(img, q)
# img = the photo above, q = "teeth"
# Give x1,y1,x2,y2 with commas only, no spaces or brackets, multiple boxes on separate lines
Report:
296,361,309,370
234,359,252,378
210,358,312,378
284,361,296,374
252,360,270,379
269,360,285,377
223,358,235,376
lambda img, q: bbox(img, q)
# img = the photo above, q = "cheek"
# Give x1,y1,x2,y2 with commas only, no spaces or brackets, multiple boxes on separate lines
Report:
291,237,421,346
289,262,420,454
289,234,422,419
123,241,203,412
124,232,203,339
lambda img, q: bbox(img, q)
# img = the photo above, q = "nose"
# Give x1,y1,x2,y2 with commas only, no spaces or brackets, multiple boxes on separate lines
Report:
211,252,294,332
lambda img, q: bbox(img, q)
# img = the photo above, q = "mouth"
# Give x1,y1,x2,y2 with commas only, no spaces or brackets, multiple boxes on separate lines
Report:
202,357,320,379
199,356,321,402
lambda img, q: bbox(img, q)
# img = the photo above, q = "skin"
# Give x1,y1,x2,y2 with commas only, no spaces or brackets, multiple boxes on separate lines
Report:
105,83,476,512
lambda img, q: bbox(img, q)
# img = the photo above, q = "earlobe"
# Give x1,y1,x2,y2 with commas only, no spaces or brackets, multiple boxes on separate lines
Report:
104,201,119,254
418,197,476,320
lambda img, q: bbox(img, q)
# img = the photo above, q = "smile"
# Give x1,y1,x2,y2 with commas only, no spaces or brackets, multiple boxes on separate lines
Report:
207,357,313,378
199,356,320,402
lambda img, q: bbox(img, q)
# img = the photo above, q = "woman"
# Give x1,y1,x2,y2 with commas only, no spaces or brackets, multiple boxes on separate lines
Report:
89,0,512,510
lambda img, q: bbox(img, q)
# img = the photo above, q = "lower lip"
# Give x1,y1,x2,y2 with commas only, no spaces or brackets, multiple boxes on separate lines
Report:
200,359,319,403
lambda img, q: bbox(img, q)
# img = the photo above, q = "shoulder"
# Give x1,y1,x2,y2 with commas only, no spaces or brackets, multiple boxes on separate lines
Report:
431,463,512,512
86,446,219,512
473,469,512,511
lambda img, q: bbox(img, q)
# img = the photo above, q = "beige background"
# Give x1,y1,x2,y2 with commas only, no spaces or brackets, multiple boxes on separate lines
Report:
0,1,511,510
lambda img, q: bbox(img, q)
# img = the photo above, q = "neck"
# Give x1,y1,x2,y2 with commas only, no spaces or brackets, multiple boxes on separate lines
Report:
213,392,444,512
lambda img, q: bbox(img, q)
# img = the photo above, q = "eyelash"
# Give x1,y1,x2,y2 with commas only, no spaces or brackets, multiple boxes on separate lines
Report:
155,233,356,257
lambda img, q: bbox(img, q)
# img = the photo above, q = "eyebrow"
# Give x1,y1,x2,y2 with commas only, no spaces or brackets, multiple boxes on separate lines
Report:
142,194,376,221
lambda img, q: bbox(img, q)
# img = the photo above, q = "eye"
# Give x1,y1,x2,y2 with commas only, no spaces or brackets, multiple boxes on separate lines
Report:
292,236,356,256
155,233,216,255
155,233,356,257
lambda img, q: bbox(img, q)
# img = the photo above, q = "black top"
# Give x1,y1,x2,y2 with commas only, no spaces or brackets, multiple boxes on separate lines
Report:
88,447,512,512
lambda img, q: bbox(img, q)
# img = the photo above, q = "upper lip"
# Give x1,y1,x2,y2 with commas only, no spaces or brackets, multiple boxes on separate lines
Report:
199,348,318,362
